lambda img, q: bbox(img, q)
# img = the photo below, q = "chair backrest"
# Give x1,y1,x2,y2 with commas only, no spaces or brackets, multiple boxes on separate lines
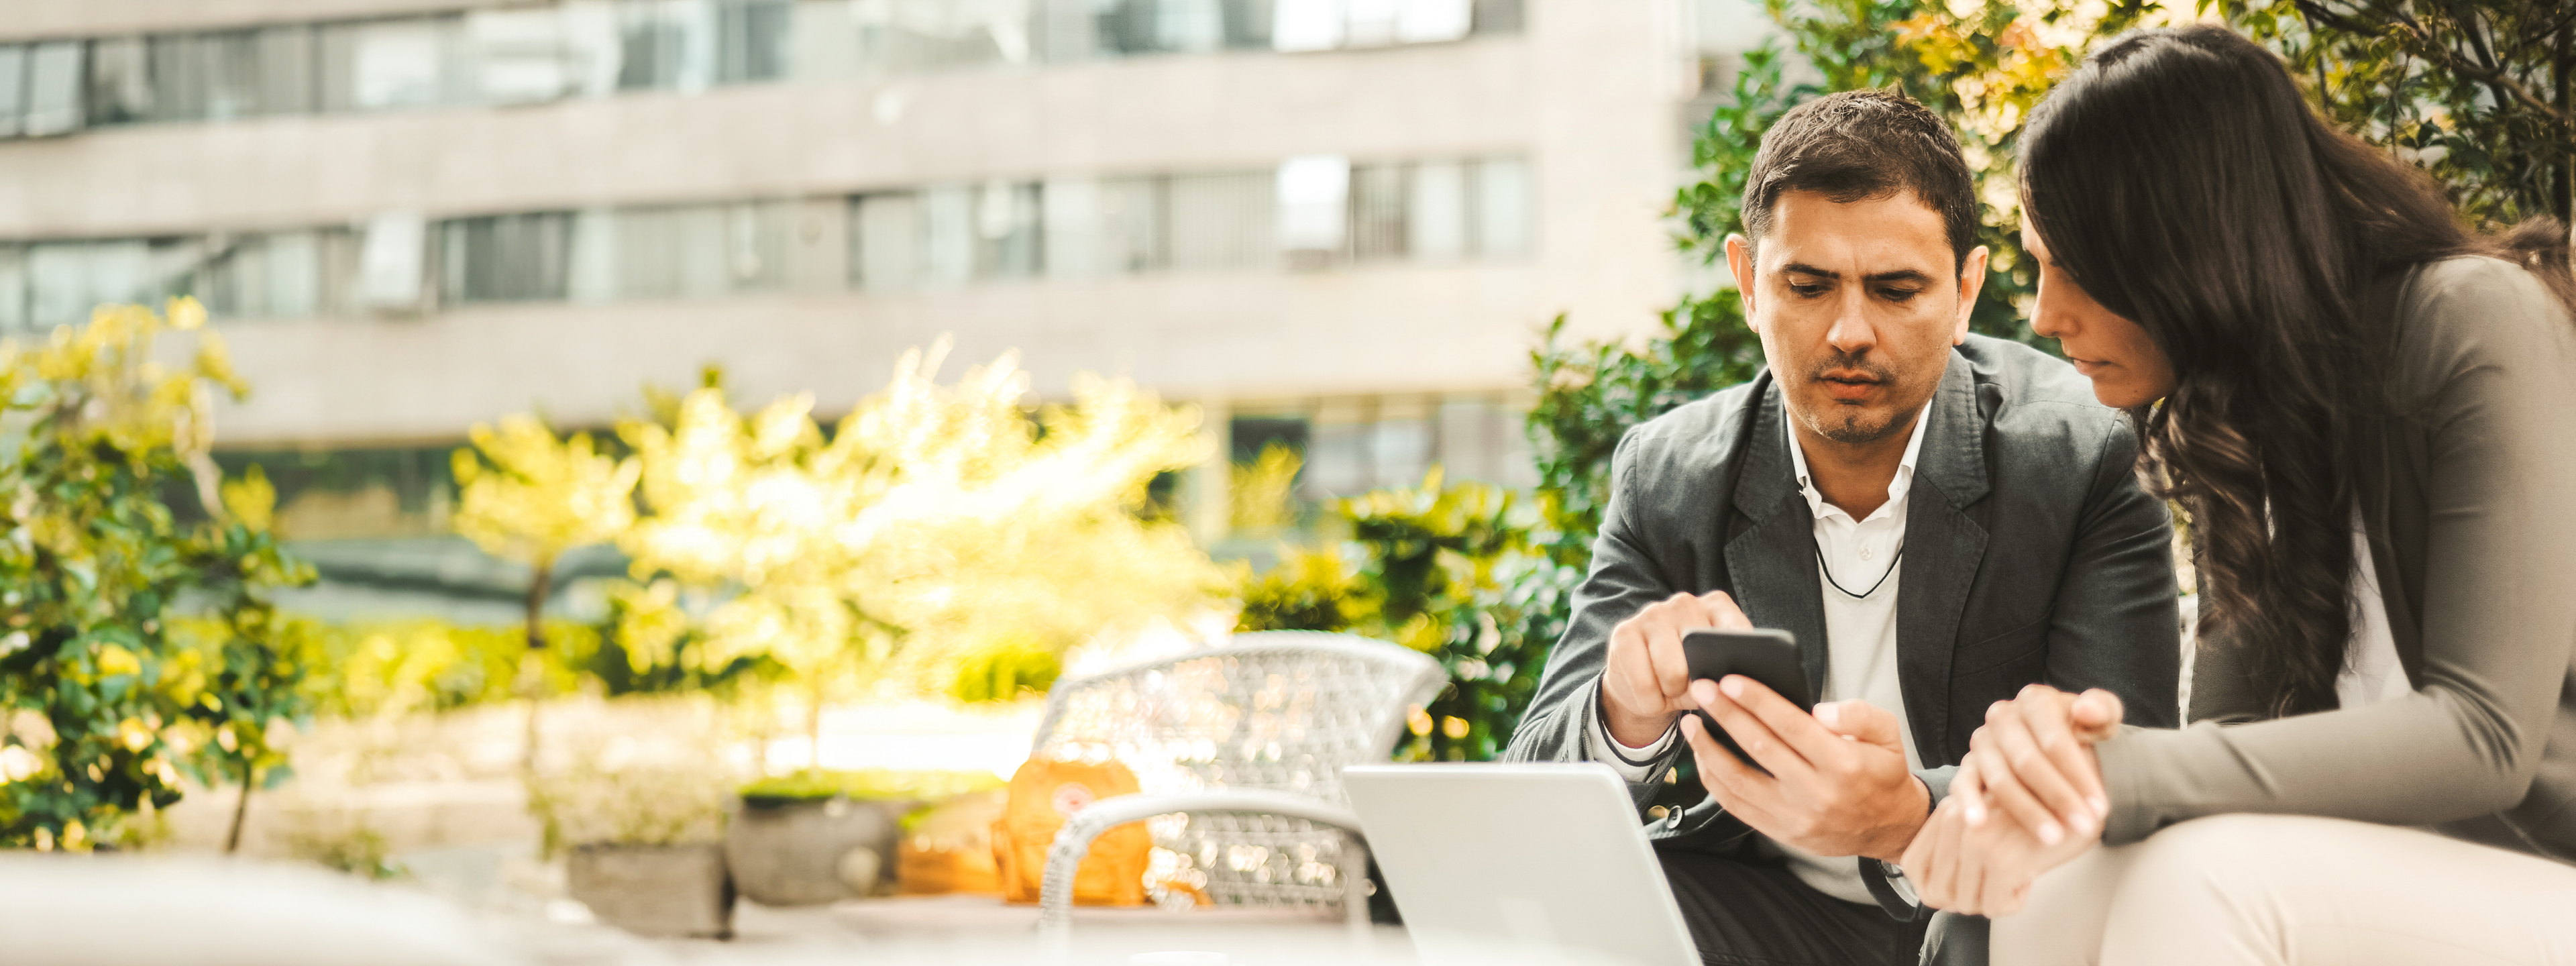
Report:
1030,631,1448,807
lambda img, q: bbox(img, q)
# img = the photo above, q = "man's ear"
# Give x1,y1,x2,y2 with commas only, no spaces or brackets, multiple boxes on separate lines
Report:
1725,233,1759,325
1951,245,1990,346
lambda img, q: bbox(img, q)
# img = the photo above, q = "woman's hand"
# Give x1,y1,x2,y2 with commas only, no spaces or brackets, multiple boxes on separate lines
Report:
1900,750,2098,915
1949,684,2122,846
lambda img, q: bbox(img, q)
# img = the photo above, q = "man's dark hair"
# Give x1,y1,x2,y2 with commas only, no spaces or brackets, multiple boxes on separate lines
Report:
1740,89,1980,270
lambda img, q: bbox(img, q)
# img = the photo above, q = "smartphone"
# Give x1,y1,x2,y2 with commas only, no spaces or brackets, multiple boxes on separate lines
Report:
1681,628,1815,772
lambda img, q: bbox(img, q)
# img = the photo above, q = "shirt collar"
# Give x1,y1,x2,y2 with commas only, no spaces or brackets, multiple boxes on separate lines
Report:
1784,393,1933,524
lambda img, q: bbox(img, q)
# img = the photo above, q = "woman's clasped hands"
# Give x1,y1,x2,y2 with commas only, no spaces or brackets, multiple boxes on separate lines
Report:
1900,684,2127,915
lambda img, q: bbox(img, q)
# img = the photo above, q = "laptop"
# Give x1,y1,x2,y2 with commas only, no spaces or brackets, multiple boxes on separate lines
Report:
1342,763,1698,966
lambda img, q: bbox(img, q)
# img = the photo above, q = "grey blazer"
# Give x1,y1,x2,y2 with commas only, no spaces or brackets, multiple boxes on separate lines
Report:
1503,334,2182,854
2103,256,2576,861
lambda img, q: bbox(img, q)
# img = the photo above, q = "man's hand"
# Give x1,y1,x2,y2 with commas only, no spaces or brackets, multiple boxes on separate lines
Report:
1679,678,1929,862
1599,590,1752,747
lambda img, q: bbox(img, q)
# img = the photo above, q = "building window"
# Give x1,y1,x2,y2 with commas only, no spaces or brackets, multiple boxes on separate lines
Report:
570,201,794,302
23,42,85,136
200,229,354,321
439,213,574,305
1349,163,1409,262
1167,171,1273,272
5,237,197,331
716,0,797,84
850,181,1046,289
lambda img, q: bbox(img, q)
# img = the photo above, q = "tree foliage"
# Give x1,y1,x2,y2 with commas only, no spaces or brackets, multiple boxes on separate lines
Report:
610,342,1227,710
0,300,315,849
1236,467,1576,761
2214,0,2573,227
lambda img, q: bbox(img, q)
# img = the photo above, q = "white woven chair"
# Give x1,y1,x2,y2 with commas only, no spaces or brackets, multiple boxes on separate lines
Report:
1031,631,1446,934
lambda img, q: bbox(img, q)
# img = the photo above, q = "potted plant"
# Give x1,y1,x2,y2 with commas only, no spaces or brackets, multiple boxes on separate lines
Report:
529,710,739,938
725,768,1002,906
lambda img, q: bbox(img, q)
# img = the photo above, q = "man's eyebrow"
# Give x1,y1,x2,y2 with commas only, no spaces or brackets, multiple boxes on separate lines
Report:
1778,262,1938,285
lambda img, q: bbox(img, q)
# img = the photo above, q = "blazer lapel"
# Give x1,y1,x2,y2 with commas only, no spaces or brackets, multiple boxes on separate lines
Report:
1725,380,1831,692
1896,351,1991,763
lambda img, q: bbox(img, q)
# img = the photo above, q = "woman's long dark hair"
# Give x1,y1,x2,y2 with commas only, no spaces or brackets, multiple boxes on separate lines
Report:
2021,25,2576,716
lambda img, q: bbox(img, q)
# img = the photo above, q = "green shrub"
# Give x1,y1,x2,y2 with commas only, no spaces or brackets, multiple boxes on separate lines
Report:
739,768,1004,808
0,301,317,851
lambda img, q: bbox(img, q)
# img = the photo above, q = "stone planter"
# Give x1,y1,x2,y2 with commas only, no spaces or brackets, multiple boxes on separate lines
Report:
724,796,912,906
564,842,735,938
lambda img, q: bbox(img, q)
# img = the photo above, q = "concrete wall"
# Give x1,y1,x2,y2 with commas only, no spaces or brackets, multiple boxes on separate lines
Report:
0,0,1691,447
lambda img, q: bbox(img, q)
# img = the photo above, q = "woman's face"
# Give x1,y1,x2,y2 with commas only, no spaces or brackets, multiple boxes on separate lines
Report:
2023,219,2178,408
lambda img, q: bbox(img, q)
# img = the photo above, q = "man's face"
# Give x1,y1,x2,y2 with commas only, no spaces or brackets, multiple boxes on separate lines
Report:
1725,191,1986,445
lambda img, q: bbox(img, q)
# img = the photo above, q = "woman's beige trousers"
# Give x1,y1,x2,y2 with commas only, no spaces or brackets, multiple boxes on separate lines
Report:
1994,814,2576,965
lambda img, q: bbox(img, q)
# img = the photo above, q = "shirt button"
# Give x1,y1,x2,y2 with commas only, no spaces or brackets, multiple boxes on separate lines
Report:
1860,545,1874,561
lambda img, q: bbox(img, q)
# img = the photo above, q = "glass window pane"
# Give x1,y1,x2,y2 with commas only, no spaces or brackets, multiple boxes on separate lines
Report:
1395,0,1470,43
315,227,364,317
440,214,568,305
1041,176,1099,280
1157,0,1225,52
1170,170,1273,271
146,34,208,123
265,231,322,317
568,207,619,303
0,48,28,138
789,0,864,82
256,25,318,116
1472,156,1531,258
853,193,920,292
352,19,450,110
669,205,729,298
1097,176,1165,274
86,38,150,126
1272,0,1343,52
1222,0,1275,49
561,1,625,98
204,235,264,318
717,0,796,83
25,42,87,136
918,186,973,287
1349,164,1407,261
1408,160,1467,260
470,7,575,105
0,245,28,332
1275,155,1348,258
362,211,428,311
973,181,1041,281
1344,0,1401,48
1470,0,1523,34
204,31,262,120
621,0,715,92
869,0,1028,74
727,201,792,291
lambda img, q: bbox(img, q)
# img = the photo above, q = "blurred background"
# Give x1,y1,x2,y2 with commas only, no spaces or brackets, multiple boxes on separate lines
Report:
0,0,2563,955
0,0,1768,623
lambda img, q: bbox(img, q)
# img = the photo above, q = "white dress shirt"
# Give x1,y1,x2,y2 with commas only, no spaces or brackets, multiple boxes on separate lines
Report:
1588,399,1933,905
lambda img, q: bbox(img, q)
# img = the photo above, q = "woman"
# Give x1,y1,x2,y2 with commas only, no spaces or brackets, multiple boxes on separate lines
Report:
1898,23,2576,964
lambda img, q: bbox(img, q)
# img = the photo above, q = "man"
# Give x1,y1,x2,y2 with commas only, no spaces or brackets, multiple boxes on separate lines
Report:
1501,89,2180,965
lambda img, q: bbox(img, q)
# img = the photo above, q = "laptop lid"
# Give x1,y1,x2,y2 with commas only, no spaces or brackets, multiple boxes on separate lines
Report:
1343,763,1697,966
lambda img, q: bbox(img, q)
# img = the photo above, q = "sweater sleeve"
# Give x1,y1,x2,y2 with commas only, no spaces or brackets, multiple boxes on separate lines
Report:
2096,258,2576,845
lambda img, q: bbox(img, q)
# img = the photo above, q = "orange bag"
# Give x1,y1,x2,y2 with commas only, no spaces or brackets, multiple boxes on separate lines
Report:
991,755,1148,906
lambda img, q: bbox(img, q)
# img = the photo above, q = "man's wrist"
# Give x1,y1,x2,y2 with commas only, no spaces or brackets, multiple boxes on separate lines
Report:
1599,689,1678,750
1859,775,1935,863
1597,706,1679,752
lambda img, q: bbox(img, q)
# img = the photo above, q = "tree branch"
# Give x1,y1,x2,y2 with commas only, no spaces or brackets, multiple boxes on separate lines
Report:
2297,0,2573,127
